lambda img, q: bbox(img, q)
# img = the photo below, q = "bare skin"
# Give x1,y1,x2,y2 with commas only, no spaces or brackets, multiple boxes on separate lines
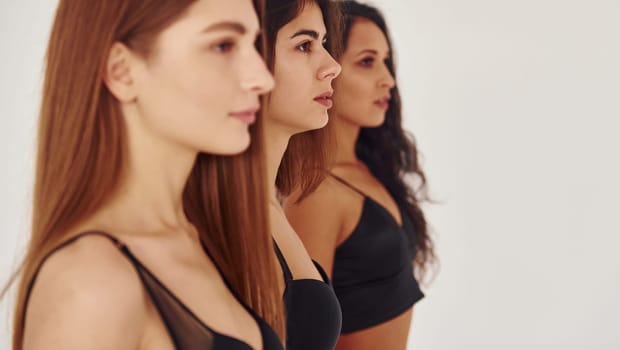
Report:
283,19,415,350
263,2,341,286
22,0,274,349
336,309,414,350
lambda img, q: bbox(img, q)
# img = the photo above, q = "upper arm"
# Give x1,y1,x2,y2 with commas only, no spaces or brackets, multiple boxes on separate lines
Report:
283,183,345,279
23,236,147,350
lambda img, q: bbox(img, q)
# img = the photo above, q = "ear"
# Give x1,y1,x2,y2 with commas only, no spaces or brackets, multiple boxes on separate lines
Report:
103,42,139,102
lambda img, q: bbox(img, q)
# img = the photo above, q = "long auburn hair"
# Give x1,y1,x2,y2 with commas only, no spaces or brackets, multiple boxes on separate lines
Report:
3,0,284,347
339,0,436,281
264,0,343,200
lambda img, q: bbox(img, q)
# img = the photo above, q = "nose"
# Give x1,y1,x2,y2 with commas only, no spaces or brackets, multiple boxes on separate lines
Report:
378,63,395,89
317,49,342,81
241,49,275,95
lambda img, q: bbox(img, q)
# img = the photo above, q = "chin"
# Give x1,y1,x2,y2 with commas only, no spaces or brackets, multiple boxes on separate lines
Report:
315,111,329,129
200,131,251,155
295,111,329,134
362,115,386,128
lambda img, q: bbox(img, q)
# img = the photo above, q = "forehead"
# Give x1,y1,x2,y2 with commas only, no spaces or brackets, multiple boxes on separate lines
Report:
346,18,389,53
279,2,326,37
181,0,259,30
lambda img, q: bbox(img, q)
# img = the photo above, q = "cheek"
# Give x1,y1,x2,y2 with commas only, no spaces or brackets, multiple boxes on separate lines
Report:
180,58,237,111
332,70,385,127
333,71,372,113
131,49,251,154
269,58,312,116
157,59,237,119
275,57,312,95
274,71,301,102
336,73,368,102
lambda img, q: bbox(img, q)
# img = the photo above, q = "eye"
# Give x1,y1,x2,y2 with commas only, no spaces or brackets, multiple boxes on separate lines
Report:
322,37,328,48
211,40,236,53
359,57,375,67
296,41,312,53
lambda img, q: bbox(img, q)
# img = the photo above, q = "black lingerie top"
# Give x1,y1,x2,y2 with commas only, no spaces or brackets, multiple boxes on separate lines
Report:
329,174,425,334
24,231,284,350
273,241,342,349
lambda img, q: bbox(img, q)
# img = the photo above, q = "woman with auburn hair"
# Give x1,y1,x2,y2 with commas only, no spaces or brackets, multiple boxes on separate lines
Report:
2,0,285,349
284,1,436,350
256,0,343,349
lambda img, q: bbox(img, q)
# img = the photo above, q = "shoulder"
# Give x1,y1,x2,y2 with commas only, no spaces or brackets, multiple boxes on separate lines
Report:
23,233,146,350
285,178,342,220
284,176,360,240
284,177,366,277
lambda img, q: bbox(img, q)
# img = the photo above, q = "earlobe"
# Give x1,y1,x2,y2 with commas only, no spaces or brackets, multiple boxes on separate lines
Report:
103,42,138,103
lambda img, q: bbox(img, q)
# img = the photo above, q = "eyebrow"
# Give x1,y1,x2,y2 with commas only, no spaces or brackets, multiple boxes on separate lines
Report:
290,29,327,40
202,21,248,34
356,49,391,57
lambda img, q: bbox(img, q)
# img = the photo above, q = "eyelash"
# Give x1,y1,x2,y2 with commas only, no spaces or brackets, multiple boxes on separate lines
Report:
296,39,328,53
296,41,312,53
211,39,236,53
359,57,375,67
359,57,390,68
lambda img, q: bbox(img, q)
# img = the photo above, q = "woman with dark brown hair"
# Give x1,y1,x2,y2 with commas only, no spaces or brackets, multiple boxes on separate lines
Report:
284,1,437,350
2,0,286,349
257,0,344,349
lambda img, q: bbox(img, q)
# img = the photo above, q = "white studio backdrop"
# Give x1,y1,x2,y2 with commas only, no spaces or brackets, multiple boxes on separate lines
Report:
1,1,619,349
1,1,56,349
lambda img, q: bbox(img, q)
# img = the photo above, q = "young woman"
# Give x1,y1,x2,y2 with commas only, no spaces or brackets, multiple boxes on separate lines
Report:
6,0,285,349
284,2,436,350
260,0,344,349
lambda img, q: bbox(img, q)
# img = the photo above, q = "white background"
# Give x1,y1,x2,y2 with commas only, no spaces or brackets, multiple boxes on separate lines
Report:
1,1,619,349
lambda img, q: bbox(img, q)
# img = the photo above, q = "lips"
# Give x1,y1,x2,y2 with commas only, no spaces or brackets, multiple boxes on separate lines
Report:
229,106,259,125
314,90,334,108
373,95,391,110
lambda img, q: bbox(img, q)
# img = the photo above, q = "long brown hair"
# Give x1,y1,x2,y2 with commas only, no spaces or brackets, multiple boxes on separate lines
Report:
263,0,343,201
4,0,284,348
338,0,436,281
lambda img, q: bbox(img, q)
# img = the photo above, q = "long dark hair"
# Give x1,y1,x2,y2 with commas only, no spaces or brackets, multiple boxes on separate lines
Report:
340,0,436,281
264,0,343,201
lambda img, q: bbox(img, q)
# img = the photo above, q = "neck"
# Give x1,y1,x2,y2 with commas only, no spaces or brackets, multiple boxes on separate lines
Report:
331,113,362,165
264,119,295,203
97,108,198,236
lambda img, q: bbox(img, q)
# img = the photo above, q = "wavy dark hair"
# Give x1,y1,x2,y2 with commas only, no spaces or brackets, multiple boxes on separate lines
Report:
265,0,343,201
339,0,436,281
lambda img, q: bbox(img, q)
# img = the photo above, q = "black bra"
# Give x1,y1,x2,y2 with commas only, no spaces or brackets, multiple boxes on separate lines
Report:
273,241,342,349
25,231,284,350
329,174,424,334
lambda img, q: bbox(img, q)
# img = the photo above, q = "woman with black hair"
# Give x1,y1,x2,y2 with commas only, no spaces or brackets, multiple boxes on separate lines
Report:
284,1,436,349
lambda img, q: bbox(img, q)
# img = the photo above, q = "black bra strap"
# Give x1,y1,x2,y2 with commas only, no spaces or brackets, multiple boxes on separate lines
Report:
59,230,126,251
23,231,131,319
273,240,293,281
328,173,367,198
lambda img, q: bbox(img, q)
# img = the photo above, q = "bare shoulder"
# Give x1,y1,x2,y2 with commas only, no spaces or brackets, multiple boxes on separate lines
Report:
284,178,350,233
23,234,146,350
283,178,357,277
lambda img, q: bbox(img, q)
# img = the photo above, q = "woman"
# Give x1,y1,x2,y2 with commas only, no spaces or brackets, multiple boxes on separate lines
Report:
7,0,284,349
284,2,436,349
261,0,344,349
